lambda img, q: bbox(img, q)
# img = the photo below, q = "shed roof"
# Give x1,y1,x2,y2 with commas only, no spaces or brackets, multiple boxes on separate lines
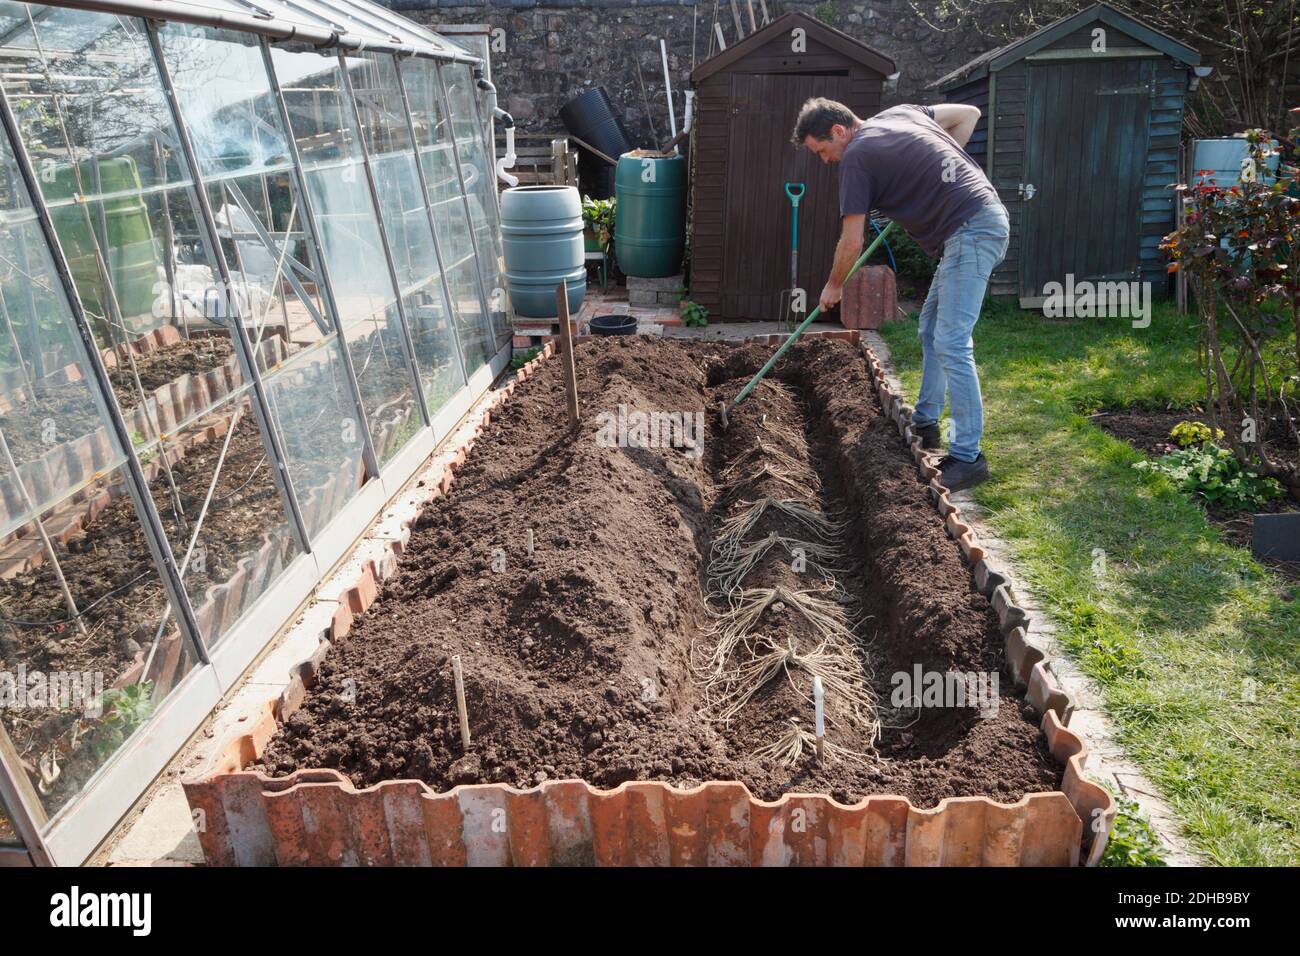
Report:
9,0,476,61
691,11,896,84
931,2,1198,90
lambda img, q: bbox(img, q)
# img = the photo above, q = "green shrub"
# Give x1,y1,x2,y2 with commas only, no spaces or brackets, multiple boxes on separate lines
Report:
1134,444,1284,510
681,300,709,328
1169,419,1223,448
510,346,541,371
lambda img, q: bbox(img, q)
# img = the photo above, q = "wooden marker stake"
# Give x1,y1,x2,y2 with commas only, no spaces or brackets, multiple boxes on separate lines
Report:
526,527,535,556
556,282,579,428
452,655,471,750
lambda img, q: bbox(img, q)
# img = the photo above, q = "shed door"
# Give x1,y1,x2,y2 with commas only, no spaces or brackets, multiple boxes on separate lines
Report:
721,72,851,321
1019,59,1153,304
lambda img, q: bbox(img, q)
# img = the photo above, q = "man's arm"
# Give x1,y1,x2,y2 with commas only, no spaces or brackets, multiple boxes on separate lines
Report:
818,214,866,313
930,104,981,148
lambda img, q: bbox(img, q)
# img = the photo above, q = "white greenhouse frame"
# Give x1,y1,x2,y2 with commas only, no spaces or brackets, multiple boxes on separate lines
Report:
0,0,511,866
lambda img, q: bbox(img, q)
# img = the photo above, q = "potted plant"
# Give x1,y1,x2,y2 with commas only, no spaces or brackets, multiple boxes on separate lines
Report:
581,194,615,256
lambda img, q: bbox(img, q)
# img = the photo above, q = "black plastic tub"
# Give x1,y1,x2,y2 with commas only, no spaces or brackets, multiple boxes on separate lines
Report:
560,88,633,161
589,314,637,336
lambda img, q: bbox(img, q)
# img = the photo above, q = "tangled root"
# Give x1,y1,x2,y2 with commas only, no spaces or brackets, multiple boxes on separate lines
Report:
753,719,876,769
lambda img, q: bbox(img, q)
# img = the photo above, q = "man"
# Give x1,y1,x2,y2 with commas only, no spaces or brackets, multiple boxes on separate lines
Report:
793,98,1009,492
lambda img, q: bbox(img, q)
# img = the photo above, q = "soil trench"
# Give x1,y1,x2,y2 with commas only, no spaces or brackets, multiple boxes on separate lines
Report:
258,337,1061,807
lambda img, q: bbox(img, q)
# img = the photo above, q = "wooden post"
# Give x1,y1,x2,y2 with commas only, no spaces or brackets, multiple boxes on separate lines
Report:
745,0,757,32
452,655,471,750
556,283,580,427
728,0,745,38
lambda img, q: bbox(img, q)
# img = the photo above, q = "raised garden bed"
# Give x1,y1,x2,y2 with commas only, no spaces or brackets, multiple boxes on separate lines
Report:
185,335,1112,866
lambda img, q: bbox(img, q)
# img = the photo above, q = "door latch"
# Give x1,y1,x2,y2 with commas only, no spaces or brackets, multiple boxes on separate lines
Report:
1018,182,1037,200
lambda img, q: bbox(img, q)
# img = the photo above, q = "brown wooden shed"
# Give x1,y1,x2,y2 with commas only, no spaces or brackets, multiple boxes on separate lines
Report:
689,12,896,322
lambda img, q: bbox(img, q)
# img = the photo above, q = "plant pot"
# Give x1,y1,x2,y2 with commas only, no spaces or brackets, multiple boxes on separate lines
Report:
589,314,637,336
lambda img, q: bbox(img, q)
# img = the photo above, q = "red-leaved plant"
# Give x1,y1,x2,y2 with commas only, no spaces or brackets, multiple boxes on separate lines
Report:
1161,129,1300,500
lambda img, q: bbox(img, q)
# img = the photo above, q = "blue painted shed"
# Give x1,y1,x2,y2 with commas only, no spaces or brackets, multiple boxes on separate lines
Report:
932,3,1200,305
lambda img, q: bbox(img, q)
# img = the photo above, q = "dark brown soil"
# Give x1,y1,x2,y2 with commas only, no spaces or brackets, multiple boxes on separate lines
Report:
1093,407,1300,581
0,337,235,465
107,337,234,402
258,337,1062,807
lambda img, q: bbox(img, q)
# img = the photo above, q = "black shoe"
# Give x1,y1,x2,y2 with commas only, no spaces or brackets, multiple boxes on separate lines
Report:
915,422,942,450
938,454,989,492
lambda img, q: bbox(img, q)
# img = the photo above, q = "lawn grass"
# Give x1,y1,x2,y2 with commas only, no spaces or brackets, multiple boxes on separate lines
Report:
877,299,1300,866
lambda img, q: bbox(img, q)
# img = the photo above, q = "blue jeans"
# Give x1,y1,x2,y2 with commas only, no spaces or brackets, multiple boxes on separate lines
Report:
912,203,1010,463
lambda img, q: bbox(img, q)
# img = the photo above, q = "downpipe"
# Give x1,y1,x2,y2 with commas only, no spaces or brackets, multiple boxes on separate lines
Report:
476,69,518,187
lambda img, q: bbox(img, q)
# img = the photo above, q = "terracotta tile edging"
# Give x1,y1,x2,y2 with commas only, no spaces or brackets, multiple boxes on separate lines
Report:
182,335,1116,867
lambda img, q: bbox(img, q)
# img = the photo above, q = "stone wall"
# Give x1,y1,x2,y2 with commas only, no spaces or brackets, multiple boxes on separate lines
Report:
381,1,1015,145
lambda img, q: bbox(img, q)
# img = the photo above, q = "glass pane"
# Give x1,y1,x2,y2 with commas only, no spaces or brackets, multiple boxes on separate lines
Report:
0,139,126,528
155,24,330,368
349,52,465,416
441,62,509,344
401,56,496,374
0,6,248,426
0,466,200,821
152,387,301,646
267,42,421,463
263,340,365,539
0,791,19,845
344,305,422,464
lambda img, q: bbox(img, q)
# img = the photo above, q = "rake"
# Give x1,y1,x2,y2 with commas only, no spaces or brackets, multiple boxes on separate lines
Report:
719,220,896,429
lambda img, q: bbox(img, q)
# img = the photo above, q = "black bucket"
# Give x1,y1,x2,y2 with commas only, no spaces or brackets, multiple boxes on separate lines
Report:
559,87,634,163
589,313,637,336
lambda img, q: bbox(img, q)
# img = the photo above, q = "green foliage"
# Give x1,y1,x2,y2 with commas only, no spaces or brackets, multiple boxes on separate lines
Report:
90,682,155,760
510,346,541,371
1135,443,1284,511
581,195,615,254
1101,796,1169,867
813,1,839,25
681,300,709,328
886,227,937,297
1170,419,1223,448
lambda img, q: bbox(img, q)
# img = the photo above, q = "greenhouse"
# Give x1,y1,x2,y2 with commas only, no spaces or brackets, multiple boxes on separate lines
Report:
0,0,510,865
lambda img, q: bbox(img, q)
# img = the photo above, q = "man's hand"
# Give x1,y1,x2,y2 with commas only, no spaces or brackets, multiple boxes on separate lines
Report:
819,280,844,313
817,214,865,315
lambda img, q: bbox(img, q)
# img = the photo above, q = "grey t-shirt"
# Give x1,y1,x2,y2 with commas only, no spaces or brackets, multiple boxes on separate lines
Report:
839,104,1000,255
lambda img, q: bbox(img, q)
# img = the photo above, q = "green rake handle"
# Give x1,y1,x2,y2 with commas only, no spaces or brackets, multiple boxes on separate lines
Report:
732,220,895,409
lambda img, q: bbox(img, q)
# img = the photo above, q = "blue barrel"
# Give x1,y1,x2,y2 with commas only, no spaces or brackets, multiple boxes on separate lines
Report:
1192,138,1277,187
500,185,587,318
